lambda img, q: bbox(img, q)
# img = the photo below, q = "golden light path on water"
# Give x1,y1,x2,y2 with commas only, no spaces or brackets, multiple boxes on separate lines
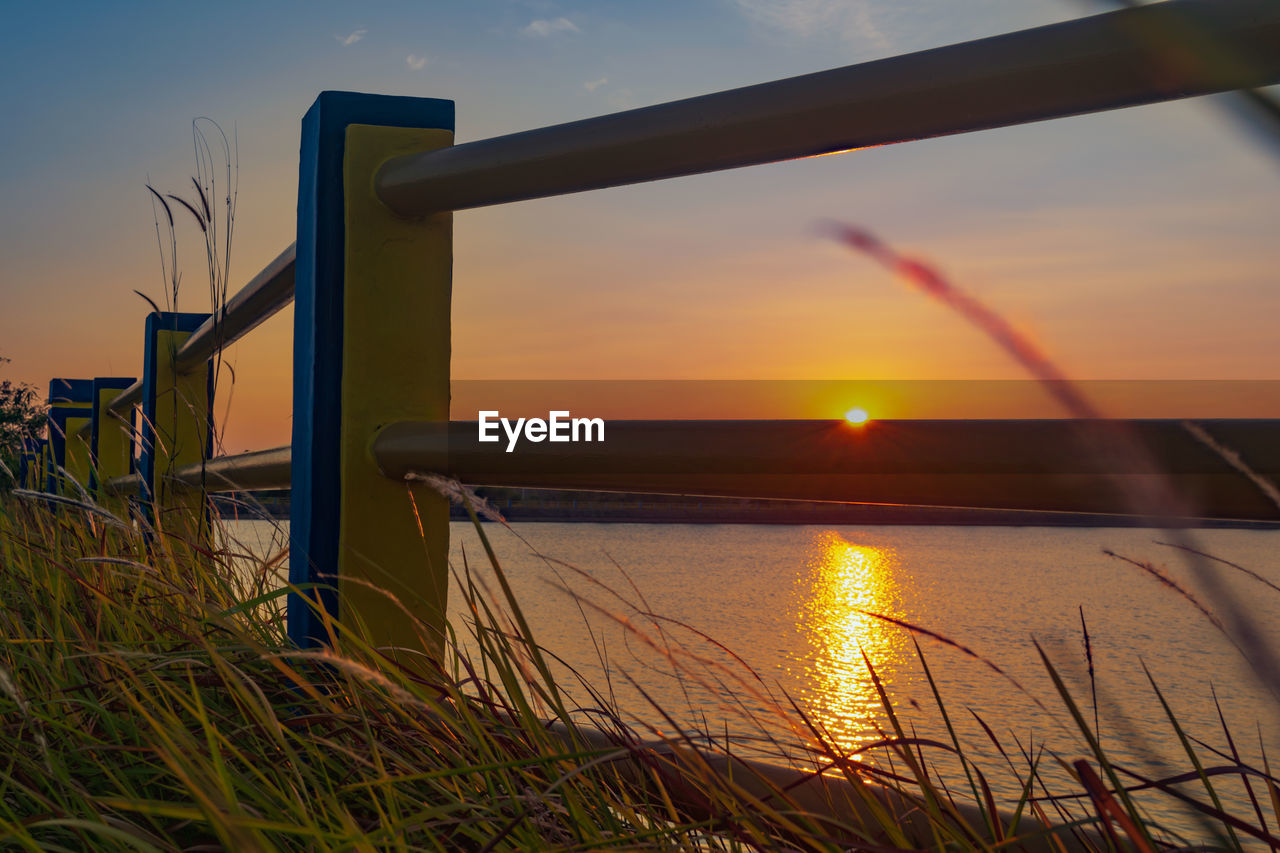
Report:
796,530,910,758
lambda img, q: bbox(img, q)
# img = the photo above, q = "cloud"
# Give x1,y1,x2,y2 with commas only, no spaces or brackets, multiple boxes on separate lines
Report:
730,0,888,49
336,28,367,47
521,17,581,38
406,54,427,71
583,77,607,92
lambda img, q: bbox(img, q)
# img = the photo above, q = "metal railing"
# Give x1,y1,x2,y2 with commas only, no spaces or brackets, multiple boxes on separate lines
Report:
173,243,297,371
74,243,298,441
375,0,1280,215
29,0,1279,659
101,417,1280,523
84,0,1280,514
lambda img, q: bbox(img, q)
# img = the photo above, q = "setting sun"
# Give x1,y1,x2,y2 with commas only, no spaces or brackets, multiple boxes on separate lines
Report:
844,407,870,425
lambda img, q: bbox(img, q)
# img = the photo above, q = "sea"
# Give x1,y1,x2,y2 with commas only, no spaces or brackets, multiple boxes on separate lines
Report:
227,519,1280,841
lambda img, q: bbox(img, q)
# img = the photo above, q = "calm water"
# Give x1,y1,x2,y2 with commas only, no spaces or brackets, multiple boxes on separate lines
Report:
227,519,1280,836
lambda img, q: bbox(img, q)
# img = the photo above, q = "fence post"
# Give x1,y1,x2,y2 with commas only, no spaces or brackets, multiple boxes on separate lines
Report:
16,436,37,490
47,379,93,497
139,313,213,541
290,91,455,661
15,438,26,489
35,439,48,493
90,377,137,498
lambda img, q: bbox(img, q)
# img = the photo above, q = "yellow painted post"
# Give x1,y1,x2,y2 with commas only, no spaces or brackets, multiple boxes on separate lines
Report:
89,378,137,498
290,92,454,662
47,379,93,497
64,414,92,494
15,436,40,491
38,440,49,493
139,313,213,543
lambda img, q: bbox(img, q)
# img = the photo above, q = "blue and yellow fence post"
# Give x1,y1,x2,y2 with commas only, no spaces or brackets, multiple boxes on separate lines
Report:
35,439,48,493
139,313,213,543
47,379,94,497
14,437,27,489
89,377,137,498
15,436,38,490
290,91,454,660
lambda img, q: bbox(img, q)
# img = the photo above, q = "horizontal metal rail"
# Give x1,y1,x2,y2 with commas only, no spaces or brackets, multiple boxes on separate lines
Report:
101,419,1280,519
79,245,299,441
174,243,297,373
104,445,291,494
103,471,141,493
373,419,1280,521
69,380,143,442
375,0,1280,216
177,446,292,491
107,381,142,417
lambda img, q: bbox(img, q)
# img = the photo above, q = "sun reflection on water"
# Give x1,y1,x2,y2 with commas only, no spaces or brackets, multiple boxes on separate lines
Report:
795,530,909,756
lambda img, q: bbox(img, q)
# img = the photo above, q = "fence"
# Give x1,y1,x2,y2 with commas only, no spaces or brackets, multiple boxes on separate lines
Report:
24,0,1280,658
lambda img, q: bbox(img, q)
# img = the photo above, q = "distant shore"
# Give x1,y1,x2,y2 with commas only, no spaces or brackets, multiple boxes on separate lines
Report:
215,488,1279,529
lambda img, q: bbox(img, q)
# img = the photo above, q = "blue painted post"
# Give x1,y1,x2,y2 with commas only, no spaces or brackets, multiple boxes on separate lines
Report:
47,379,93,496
89,377,137,496
15,435,34,490
139,313,213,538
291,91,454,660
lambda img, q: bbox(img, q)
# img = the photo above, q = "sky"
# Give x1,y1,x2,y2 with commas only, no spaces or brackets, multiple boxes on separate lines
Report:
1,0,1278,453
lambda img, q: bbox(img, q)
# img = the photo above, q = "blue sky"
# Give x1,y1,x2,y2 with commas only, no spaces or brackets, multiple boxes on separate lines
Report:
2,0,1277,449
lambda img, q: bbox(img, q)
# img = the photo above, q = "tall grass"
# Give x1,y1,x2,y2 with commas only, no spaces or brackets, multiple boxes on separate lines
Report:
0,493,694,849
144,117,238,463
4,479,1280,850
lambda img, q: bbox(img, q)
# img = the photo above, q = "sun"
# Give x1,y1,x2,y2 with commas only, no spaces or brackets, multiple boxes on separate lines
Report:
844,407,869,425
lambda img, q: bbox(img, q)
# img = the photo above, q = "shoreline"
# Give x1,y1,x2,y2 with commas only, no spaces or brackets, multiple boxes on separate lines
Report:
215,489,1280,529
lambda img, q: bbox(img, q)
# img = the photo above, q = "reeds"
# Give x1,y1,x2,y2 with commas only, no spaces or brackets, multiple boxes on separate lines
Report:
3,479,1278,851
0,494,698,849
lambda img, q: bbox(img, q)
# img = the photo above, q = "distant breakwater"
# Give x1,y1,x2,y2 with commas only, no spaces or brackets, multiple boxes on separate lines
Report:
214,488,1279,528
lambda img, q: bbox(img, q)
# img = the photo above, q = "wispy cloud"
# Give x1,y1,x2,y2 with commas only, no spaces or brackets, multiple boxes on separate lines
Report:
406,54,427,71
583,77,607,92
731,0,888,49
521,17,581,38
336,28,367,47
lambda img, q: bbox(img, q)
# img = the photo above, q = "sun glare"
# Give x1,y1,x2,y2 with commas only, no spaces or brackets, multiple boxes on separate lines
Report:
796,531,904,756
844,407,869,425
